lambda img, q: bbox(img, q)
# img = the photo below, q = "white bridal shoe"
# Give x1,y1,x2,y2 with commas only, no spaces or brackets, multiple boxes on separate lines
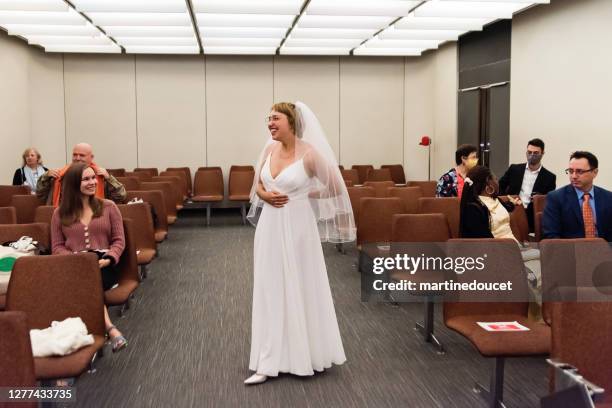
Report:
244,373,268,385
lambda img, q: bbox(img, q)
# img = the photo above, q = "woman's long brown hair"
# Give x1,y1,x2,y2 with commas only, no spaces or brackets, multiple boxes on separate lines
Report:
59,162,103,226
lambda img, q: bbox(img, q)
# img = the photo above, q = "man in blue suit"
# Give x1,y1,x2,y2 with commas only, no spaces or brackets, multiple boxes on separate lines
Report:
543,151,612,241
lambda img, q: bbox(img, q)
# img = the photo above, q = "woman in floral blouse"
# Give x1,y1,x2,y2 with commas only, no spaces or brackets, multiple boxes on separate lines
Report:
436,144,479,198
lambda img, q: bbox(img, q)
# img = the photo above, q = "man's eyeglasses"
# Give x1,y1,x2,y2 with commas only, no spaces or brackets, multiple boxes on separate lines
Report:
565,168,594,176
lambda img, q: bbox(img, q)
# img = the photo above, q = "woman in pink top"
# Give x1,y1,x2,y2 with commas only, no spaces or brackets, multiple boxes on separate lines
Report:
51,162,127,352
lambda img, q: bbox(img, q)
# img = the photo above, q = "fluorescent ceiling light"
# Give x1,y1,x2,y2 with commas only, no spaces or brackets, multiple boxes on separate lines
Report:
4,23,100,36
280,47,350,56
354,47,423,56
290,27,377,39
395,14,486,30
439,0,548,3
71,0,186,13
201,37,282,47
298,15,395,29
27,35,112,45
199,27,286,38
192,0,302,15
44,44,121,53
0,10,86,25
103,26,194,37
364,38,442,49
196,14,294,28
414,1,528,19
115,37,197,46
284,38,362,48
306,0,419,17
380,27,465,40
124,45,200,54
203,46,277,55
0,0,68,12
86,12,190,26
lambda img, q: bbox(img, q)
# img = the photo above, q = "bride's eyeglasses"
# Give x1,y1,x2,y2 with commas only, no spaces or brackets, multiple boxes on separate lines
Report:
265,115,282,124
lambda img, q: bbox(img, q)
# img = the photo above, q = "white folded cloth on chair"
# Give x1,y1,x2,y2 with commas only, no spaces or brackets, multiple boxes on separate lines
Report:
30,317,94,357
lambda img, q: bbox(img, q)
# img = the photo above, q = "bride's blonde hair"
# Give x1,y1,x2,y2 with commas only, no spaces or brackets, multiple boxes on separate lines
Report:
270,102,302,138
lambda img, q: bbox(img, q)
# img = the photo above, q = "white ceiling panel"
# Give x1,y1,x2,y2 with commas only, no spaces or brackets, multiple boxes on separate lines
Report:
125,45,200,54
0,0,550,55
203,46,277,55
202,37,282,47
306,0,420,17
193,0,303,15
196,13,294,28
280,46,351,56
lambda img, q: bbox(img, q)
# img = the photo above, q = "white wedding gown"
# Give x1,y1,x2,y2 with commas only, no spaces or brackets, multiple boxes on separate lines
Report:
249,153,346,376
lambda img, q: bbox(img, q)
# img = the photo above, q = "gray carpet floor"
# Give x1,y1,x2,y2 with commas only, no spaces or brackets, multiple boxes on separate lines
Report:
73,210,548,408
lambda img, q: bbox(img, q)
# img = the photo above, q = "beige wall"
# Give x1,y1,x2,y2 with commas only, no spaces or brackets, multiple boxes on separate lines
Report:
64,54,138,170
511,0,612,189
29,51,66,169
135,55,206,175
1,29,459,191
0,34,31,184
339,57,405,168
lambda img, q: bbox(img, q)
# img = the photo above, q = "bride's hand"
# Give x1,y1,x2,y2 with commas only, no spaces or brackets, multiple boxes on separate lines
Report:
264,191,289,208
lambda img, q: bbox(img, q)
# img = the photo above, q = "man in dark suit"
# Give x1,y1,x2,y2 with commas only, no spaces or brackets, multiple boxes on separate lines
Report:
543,151,612,242
498,138,556,231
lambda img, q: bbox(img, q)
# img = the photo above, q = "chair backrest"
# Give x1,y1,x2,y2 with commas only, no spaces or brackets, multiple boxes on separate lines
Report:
392,213,451,242
107,168,126,177
363,181,394,198
0,185,31,207
0,223,50,253
407,181,437,198
6,253,105,336
340,169,360,186
134,167,158,177
152,176,183,206
535,211,543,242
115,176,141,191
140,182,177,217
10,194,42,224
551,300,612,392
357,197,404,245
0,311,37,390
126,190,168,233
114,219,140,289
418,197,460,238
159,171,189,198
443,238,529,321
498,197,529,243
230,165,255,172
166,167,193,195
125,171,152,182
347,186,376,227
366,168,392,182
197,166,222,172
351,165,374,184
532,194,547,215
381,164,406,184
229,170,255,199
387,186,422,214
0,206,17,224
193,169,224,198
33,206,55,225
117,203,156,255
344,180,353,187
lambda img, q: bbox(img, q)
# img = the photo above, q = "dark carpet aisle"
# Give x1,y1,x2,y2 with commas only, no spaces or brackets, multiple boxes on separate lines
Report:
73,210,548,408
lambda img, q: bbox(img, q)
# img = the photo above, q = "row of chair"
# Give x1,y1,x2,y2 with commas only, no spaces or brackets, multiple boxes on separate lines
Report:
377,212,610,407
339,164,406,185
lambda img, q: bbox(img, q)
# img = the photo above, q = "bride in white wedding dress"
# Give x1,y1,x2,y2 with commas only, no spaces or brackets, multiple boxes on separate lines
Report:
245,102,356,385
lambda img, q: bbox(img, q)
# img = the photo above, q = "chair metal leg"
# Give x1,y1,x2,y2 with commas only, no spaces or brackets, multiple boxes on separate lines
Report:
414,298,445,354
241,203,246,225
473,357,506,408
206,204,211,226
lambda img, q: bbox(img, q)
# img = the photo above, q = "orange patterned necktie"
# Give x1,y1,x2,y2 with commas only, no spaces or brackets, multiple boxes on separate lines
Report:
582,193,596,238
